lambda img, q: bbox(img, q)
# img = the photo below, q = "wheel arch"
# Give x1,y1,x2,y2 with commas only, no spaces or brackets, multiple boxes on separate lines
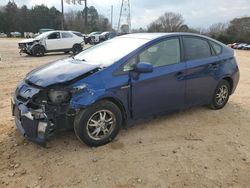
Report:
222,76,233,94
95,97,127,126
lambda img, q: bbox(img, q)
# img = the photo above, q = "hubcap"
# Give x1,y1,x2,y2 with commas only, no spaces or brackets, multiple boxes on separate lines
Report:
86,110,115,141
215,85,228,105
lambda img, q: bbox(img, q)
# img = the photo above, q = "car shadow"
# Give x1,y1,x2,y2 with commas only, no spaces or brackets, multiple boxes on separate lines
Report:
10,101,247,153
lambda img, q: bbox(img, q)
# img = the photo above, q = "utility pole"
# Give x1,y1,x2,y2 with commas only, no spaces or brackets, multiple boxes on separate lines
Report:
118,0,131,33
84,0,87,33
111,5,113,30
61,0,64,30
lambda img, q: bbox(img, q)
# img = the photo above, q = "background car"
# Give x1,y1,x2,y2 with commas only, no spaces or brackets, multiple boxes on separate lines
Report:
10,32,22,37
0,32,7,38
34,28,54,37
230,43,239,49
242,44,250,50
84,31,101,44
12,33,239,147
99,31,117,42
18,30,84,56
236,43,248,49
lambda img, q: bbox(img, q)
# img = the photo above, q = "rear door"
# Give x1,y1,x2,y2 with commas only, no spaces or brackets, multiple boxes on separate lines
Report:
129,37,186,119
61,32,75,49
183,36,220,107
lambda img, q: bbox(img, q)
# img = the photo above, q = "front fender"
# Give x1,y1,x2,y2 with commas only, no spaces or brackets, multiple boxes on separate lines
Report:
70,89,120,109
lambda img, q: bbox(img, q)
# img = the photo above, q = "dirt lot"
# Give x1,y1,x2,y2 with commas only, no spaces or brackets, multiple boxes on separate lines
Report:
0,38,250,188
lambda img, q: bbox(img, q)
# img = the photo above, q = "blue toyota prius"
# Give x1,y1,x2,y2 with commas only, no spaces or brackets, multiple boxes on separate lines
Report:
11,33,240,147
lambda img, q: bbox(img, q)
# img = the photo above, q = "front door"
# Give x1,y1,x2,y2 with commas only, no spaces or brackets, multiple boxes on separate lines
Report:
45,32,62,51
130,38,186,119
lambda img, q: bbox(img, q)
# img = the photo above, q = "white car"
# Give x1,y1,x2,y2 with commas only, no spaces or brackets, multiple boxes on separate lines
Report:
18,31,84,56
0,32,7,38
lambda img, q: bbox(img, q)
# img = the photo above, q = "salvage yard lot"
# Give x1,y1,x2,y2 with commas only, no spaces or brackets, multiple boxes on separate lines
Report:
0,38,250,188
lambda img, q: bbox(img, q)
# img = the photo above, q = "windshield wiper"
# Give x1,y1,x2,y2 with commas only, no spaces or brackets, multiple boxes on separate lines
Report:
72,56,86,62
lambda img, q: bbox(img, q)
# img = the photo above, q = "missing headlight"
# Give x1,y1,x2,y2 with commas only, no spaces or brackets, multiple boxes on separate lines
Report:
48,89,71,104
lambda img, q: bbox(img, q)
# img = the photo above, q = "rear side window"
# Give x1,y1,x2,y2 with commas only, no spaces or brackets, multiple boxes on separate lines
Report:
183,37,211,61
62,32,73,38
210,41,222,55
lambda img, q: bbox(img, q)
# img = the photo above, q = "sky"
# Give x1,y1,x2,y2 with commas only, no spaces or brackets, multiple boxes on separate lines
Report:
1,0,250,29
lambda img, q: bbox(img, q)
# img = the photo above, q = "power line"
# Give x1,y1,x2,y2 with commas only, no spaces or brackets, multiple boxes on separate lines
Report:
118,0,131,33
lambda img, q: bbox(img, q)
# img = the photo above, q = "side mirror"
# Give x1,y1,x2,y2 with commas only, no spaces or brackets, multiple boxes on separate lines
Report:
133,62,153,73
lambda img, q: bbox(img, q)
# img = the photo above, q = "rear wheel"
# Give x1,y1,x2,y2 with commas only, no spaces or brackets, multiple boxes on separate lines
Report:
209,80,231,110
74,100,122,147
32,45,45,57
72,44,83,54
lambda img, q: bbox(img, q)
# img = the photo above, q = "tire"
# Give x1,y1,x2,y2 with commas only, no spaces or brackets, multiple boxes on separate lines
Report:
32,45,45,57
72,44,83,54
209,80,231,110
74,100,122,147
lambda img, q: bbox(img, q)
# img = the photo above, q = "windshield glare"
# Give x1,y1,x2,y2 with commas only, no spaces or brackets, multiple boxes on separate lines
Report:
74,37,149,67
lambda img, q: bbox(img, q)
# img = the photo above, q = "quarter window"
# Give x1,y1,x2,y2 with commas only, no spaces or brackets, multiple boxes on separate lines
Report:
139,38,181,67
183,37,211,61
210,41,222,55
123,57,138,72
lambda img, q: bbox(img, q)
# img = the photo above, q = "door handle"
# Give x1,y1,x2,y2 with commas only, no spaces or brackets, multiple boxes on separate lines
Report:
208,63,218,70
175,72,184,80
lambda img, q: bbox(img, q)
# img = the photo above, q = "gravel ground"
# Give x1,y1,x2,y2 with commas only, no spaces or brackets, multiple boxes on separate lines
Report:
0,38,250,188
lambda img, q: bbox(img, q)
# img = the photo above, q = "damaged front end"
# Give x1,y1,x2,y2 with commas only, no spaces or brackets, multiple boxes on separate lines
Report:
11,81,79,147
12,57,102,146
18,40,39,55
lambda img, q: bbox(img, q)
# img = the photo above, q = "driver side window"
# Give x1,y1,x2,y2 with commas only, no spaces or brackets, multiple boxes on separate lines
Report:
47,32,60,40
139,38,181,67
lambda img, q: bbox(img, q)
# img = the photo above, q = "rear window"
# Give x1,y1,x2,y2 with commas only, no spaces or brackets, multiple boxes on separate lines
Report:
210,41,222,55
73,32,83,37
183,37,211,61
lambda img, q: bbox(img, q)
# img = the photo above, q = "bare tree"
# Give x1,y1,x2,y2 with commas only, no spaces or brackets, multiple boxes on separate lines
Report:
148,12,185,32
207,22,228,38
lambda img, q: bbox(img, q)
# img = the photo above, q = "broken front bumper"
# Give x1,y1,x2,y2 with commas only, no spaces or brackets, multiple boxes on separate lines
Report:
11,96,52,147
18,43,32,55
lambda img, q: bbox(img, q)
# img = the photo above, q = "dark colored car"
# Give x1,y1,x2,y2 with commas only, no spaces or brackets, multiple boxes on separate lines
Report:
11,33,240,147
99,31,117,42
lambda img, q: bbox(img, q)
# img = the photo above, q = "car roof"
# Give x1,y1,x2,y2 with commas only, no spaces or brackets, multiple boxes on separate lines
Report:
118,32,215,41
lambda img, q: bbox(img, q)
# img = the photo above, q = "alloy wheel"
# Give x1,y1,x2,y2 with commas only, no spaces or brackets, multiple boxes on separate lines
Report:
215,85,229,106
86,110,116,141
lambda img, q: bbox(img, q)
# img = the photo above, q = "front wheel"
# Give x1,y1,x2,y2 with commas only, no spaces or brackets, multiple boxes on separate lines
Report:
209,80,231,110
32,45,45,57
74,100,122,147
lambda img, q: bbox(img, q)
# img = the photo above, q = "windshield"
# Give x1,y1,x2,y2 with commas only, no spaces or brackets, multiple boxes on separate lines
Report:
74,37,149,67
35,32,52,40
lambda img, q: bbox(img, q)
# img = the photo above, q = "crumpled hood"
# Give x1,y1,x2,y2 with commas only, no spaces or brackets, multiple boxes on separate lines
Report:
25,58,101,87
19,38,37,44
